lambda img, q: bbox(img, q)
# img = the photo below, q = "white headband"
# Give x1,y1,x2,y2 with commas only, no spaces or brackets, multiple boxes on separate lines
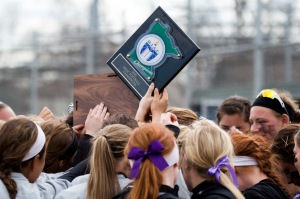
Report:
22,123,46,162
233,156,258,166
129,140,179,170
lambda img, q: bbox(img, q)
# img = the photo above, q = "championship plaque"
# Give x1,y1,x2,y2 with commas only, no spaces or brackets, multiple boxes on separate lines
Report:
107,6,200,99
73,73,140,126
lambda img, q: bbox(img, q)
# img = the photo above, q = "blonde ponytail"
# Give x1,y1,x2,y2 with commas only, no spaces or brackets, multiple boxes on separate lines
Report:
87,124,133,199
87,136,117,199
181,120,245,199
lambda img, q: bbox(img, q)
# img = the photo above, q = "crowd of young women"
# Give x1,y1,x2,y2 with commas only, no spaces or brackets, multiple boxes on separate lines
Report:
0,86,300,199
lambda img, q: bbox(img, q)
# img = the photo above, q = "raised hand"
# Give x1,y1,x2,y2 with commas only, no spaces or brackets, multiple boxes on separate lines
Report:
151,88,168,123
85,102,110,137
39,107,55,121
135,83,155,122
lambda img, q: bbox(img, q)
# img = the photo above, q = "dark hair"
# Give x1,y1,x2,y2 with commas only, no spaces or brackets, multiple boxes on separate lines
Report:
271,124,300,163
101,114,138,129
40,120,73,173
64,111,73,127
0,118,45,199
216,95,251,124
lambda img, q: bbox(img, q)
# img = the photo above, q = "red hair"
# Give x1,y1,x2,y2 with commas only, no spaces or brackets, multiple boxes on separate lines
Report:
231,134,291,198
125,123,175,199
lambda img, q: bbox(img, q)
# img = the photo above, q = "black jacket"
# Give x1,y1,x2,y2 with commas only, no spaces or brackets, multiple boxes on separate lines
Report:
243,179,289,199
111,184,179,199
191,181,236,199
72,134,93,166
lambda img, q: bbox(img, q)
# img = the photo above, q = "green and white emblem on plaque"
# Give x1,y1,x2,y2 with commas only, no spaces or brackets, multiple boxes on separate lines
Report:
127,18,183,80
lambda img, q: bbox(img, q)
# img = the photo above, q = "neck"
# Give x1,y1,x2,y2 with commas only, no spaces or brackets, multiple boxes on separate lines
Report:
189,168,207,191
161,166,176,188
236,166,268,191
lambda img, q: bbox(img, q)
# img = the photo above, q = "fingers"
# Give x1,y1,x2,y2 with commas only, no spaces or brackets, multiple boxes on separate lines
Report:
96,102,105,116
138,121,145,127
88,109,92,116
161,89,168,101
39,107,50,118
100,105,108,119
80,127,86,137
169,112,178,122
145,83,155,97
91,104,99,116
173,121,179,127
104,112,110,120
43,114,54,121
73,124,84,131
153,88,159,102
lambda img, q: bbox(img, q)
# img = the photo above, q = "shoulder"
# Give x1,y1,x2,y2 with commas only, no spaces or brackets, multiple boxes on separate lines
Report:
112,186,132,199
72,174,89,186
0,179,10,199
54,182,87,199
157,193,178,199
118,178,133,190
37,170,70,183
244,179,289,199
199,183,236,199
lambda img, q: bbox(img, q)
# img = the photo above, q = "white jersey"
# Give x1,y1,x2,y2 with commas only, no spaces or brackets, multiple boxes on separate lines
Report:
54,174,132,199
37,168,72,183
0,172,71,199
71,174,89,186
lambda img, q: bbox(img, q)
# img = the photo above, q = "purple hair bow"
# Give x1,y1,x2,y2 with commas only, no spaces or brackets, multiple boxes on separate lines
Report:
207,156,239,187
0,101,4,105
128,140,169,178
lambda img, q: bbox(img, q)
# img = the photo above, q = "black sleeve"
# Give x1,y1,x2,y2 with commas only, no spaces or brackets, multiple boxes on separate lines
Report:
59,157,90,182
72,134,93,166
165,125,180,138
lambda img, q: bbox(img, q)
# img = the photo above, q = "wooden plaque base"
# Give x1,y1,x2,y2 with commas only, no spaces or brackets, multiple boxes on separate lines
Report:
73,73,140,126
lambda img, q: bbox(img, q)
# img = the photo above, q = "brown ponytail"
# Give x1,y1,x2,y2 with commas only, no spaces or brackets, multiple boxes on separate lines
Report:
0,118,45,199
40,120,73,173
125,123,175,199
232,134,292,198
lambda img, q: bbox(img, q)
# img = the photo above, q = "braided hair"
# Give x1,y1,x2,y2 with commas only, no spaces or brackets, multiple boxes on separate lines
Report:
232,134,292,198
0,118,45,199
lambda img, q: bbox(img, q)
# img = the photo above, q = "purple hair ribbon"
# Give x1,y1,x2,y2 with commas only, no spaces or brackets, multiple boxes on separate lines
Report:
128,140,169,178
207,156,239,187
0,101,4,105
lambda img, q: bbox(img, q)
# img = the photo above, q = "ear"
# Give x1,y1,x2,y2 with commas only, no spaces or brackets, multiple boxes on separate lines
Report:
58,160,64,168
282,114,290,126
30,155,40,170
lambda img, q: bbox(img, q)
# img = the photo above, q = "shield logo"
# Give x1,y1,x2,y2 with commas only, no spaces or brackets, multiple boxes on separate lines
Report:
127,18,183,81
140,40,159,61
